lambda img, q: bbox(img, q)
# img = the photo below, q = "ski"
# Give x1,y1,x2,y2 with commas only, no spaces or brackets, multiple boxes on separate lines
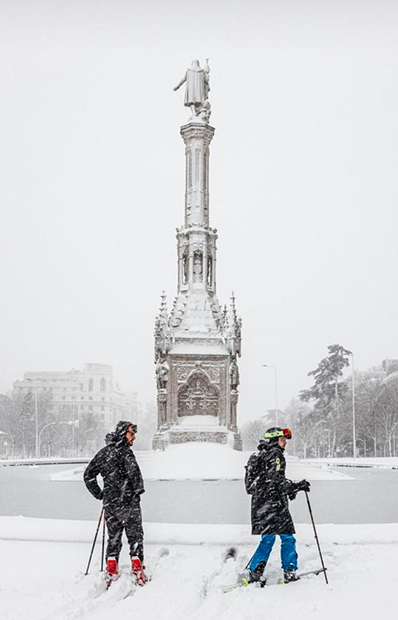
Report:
279,567,327,584
121,546,170,598
222,573,251,593
223,567,327,593
102,547,170,598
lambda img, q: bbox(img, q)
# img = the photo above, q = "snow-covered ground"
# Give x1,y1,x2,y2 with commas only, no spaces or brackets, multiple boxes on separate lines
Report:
1,516,397,620
50,444,353,482
2,446,395,618
304,456,398,469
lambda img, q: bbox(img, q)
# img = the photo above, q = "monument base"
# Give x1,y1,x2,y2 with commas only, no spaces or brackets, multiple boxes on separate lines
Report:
169,429,229,445
152,428,242,451
152,432,168,451
231,432,243,451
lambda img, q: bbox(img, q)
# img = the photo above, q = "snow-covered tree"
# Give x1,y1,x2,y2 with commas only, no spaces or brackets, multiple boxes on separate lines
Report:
299,344,352,455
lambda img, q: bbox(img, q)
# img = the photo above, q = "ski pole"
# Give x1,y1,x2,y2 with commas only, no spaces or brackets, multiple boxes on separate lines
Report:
85,507,104,576
304,491,328,584
245,552,255,570
100,511,106,572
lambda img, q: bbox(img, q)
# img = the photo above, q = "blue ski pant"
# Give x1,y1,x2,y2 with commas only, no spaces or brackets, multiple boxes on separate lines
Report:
250,534,298,572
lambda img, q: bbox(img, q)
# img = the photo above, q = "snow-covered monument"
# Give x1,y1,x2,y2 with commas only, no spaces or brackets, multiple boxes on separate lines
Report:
152,60,242,451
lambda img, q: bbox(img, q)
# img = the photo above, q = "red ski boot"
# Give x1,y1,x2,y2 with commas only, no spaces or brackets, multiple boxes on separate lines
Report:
131,556,148,586
106,557,118,588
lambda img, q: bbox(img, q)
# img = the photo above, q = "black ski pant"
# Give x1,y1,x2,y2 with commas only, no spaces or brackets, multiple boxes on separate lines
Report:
105,501,144,563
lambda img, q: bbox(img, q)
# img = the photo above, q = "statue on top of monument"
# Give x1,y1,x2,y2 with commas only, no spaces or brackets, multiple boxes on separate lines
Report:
173,59,211,123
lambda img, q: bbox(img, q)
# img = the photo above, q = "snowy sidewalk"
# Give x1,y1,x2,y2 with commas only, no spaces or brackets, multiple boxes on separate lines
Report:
1,517,397,620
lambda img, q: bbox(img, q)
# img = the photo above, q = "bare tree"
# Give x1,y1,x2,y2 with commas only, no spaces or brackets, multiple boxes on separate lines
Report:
239,419,266,451
293,402,314,458
133,401,157,451
374,380,398,457
284,398,311,456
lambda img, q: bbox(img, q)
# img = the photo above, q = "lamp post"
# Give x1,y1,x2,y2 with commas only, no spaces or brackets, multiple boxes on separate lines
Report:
263,365,279,426
34,378,39,458
39,420,75,457
350,351,356,460
26,377,39,458
38,421,58,455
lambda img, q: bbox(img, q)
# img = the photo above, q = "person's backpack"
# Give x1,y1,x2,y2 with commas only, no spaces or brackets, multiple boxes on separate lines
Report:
244,451,261,494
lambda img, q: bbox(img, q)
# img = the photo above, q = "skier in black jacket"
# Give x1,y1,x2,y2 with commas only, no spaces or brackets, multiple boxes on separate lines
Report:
244,427,310,585
84,420,147,585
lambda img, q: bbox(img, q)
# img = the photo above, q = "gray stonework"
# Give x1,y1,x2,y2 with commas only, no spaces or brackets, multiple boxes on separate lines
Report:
153,72,242,451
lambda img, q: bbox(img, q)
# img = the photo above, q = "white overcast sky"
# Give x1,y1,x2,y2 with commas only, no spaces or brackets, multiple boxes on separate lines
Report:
1,0,397,423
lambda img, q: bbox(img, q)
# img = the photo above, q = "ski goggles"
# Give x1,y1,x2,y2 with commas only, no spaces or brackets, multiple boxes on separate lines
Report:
127,424,138,433
264,428,292,440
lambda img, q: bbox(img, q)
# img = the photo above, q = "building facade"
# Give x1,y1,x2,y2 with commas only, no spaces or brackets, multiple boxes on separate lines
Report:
13,363,127,430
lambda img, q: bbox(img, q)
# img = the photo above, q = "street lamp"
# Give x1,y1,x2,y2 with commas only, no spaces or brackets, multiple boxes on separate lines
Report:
34,378,39,458
38,420,76,457
263,365,279,426
349,351,356,460
26,377,39,458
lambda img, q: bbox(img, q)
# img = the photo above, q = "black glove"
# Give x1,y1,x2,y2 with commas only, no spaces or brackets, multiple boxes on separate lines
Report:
296,480,311,493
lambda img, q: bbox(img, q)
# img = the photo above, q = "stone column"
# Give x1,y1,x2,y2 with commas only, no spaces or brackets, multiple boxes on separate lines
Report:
153,389,169,450
157,390,168,428
188,249,194,292
180,122,215,228
212,239,217,294
203,239,208,287
230,389,238,432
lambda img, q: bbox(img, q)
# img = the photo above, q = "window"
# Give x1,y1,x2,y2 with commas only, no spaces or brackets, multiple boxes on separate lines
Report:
89,396,93,401
88,378,94,392
100,378,106,392
80,383,84,391
101,406,104,411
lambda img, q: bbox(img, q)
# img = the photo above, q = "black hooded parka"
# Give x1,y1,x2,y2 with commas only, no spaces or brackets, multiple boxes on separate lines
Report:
246,439,297,536
84,420,145,523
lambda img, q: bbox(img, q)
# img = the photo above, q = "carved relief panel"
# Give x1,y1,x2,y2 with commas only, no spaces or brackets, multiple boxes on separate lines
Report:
172,359,225,419
178,372,219,417
175,361,221,384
